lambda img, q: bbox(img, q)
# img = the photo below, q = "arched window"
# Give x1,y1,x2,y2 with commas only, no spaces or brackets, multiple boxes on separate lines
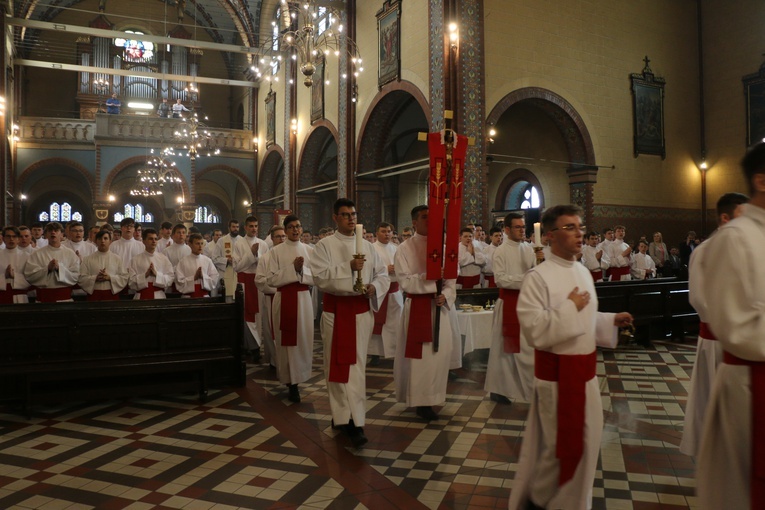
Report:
115,31,154,63
39,202,83,223
195,205,221,224
115,203,154,224
520,186,540,210
504,179,543,211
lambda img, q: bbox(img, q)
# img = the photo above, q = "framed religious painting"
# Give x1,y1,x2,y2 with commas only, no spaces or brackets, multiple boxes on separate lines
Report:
743,63,765,147
377,0,401,88
630,56,666,159
265,89,276,149
311,56,325,123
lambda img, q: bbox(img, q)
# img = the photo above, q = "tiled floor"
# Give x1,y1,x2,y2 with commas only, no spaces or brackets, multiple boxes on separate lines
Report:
0,336,700,509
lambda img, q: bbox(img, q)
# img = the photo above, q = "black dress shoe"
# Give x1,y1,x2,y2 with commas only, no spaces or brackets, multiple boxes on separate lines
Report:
490,393,512,405
448,370,459,381
525,499,545,510
416,406,439,421
349,427,368,449
287,384,300,403
251,349,261,363
369,355,380,366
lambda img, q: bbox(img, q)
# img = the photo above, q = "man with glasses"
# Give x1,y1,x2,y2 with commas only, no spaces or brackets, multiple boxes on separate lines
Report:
605,224,632,281
311,199,389,448
233,216,270,362
485,213,536,406
62,221,96,261
256,226,287,369
266,215,315,404
400,226,414,242
0,226,31,303
509,204,632,510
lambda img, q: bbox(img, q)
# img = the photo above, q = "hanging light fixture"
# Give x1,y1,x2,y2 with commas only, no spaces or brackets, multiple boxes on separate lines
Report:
162,110,221,160
129,154,182,196
250,0,363,88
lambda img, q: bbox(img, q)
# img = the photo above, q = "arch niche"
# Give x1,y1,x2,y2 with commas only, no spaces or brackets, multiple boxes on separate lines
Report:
256,148,285,233
356,83,431,231
486,87,597,227
196,166,255,232
297,123,338,232
18,159,94,226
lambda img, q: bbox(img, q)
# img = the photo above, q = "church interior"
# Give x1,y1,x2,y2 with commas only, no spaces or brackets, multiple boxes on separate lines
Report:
1,0,762,508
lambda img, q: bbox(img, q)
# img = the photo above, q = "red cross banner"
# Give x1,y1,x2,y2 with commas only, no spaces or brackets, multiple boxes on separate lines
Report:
442,133,468,280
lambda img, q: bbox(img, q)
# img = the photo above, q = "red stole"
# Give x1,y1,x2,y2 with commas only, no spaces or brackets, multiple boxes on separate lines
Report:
456,274,480,289
277,282,310,346
606,266,630,281
699,321,717,340
723,351,765,510
499,289,521,353
405,294,434,359
323,293,370,383
36,287,73,302
534,349,597,486
88,289,119,301
138,282,156,300
373,282,400,334
237,272,259,321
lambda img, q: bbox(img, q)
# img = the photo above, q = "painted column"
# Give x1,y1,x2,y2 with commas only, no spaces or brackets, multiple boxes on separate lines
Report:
567,165,598,231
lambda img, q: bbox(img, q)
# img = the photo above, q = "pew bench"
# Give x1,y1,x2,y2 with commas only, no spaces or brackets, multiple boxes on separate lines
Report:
0,290,245,417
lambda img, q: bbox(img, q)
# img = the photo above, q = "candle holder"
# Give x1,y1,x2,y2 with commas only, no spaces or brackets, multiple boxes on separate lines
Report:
534,246,545,264
353,254,366,294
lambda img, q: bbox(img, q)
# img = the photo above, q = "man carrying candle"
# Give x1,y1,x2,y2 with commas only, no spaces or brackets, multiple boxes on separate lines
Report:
311,198,389,449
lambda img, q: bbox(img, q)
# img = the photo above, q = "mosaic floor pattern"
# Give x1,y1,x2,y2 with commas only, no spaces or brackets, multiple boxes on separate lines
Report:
0,337,700,509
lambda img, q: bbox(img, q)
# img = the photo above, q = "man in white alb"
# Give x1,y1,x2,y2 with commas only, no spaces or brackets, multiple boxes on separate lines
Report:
0,226,31,304
679,191,748,458
156,221,174,253
31,223,48,248
233,216,270,361
605,225,632,281
175,233,219,297
481,227,502,288
696,143,765,510
311,199,389,448
456,227,485,289
266,215,314,404
394,205,456,422
212,219,247,274
164,224,191,268
17,226,36,255
255,226,287,369
24,222,81,302
110,218,145,271
484,212,536,405
509,205,632,510
581,231,609,282
78,230,129,300
368,221,403,364
629,240,656,280
128,228,174,299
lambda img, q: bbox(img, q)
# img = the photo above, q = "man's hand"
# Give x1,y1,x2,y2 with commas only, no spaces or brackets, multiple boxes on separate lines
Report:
5,264,13,279
622,246,632,257
596,250,603,261
435,294,446,307
96,268,109,282
614,312,633,327
194,267,203,280
568,286,590,311
387,264,395,275
535,250,545,262
145,263,156,278
251,243,259,256
294,256,304,273
364,284,375,298
48,259,59,272
350,257,365,271
467,243,475,256
576,252,583,260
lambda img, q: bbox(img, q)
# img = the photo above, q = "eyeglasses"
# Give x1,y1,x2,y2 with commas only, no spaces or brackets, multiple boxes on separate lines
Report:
286,224,302,230
549,225,587,234
509,226,525,230
338,212,357,219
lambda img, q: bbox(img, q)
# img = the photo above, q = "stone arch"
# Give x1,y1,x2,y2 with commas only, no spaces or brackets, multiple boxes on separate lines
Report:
103,155,191,201
196,165,256,203
486,87,596,166
17,157,95,199
494,168,545,210
296,122,339,231
258,146,285,202
297,121,339,189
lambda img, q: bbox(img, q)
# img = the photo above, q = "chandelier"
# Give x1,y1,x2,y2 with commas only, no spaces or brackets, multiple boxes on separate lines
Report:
129,155,182,196
162,110,220,161
251,0,363,87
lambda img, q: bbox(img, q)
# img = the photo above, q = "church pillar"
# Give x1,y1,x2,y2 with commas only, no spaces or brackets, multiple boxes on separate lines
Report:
296,193,319,233
567,165,598,230
0,1,8,226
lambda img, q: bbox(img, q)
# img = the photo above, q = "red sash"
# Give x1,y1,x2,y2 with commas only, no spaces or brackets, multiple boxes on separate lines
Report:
323,293,371,383
405,294,434,359
590,270,603,282
373,282,400,334
36,287,73,303
237,272,259,321
535,349,597,486
278,283,310,346
723,351,765,509
485,275,496,288
606,266,630,281
0,284,28,304
88,289,119,301
699,321,717,340
500,288,521,353
186,283,209,298
139,282,156,300
456,274,480,289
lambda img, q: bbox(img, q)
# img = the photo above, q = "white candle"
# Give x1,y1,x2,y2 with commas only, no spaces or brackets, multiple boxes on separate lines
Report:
534,222,542,247
355,224,364,254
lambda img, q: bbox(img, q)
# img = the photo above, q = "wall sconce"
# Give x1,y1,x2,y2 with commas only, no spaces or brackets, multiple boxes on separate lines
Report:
699,159,708,171
108,194,115,202
12,124,19,142
290,118,298,136
487,126,496,144
253,137,259,153
176,196,184,205
448,22,459,48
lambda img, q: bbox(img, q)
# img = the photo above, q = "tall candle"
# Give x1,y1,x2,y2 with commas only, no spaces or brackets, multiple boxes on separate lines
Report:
534,222,542,247
355,224,364,254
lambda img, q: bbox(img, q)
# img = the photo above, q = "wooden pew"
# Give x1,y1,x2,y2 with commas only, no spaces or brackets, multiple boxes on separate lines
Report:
0,288,245,416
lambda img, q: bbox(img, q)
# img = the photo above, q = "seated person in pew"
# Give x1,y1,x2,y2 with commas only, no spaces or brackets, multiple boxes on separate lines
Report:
630,240,656,280
175,233,219,298
0,226,31,304
128,228,174,300
24,222,80,303
79,230,129,301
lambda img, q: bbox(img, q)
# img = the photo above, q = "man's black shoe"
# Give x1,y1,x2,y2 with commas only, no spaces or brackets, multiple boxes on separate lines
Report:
490,393,512,405
369,355,380,367
287,384,300,403
349,427,368,449
251,349,261,363
416,406,439,421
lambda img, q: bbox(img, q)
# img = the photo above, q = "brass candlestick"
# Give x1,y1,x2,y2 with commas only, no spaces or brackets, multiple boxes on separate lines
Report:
353,254,366,294
534,246,545,263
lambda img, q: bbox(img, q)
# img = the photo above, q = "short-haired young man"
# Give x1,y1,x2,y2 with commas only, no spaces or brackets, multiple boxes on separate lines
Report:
164,223,191,268
78,230,129,300
175,233,219,297
23,222,81,302
110,218,145,269
581,231,610,282
128,228,175,299
157,221,174,252
456,227,485,289
30,222,48,248
368,221,403,363
0,226,32,303
255,225,287,368
605,224,632,281
17,226,35,254
62,221,97,260
481,226,503,288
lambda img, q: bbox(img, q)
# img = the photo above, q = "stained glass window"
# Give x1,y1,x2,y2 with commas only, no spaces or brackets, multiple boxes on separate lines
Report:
38,202,83,223
115,203,153,224
62,203,72,221
38,212,49,222
115,31,154,62
72,212,83,221
195,205,220,224
114,212,125,222
50,202,60,221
